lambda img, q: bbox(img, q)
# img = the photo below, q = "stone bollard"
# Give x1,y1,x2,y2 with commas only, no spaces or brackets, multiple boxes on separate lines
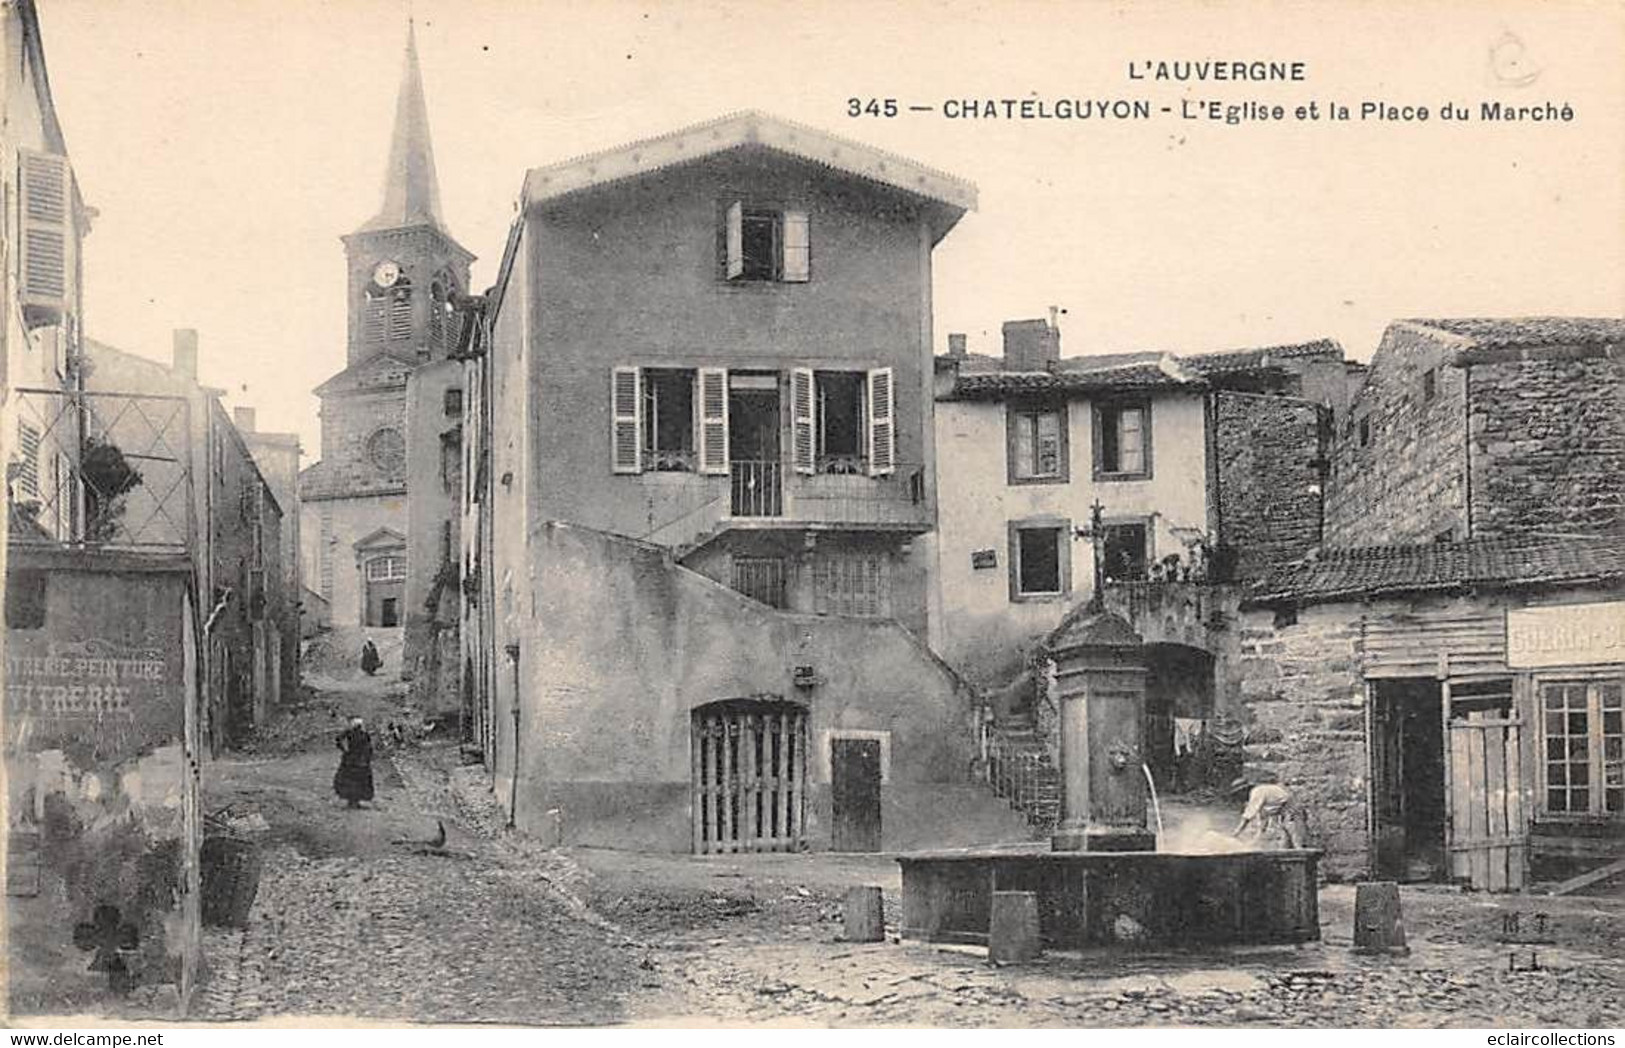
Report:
1352,881,1409,955
843,885,885,942
988,890,1041,965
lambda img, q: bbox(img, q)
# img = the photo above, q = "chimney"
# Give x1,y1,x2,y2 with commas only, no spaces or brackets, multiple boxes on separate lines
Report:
947,333,967,358
172,329,198,379
1002,318,1061,372
233,406,256,434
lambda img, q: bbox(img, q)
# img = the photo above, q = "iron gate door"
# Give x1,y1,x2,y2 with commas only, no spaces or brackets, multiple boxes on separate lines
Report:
832,737,882,852
693,702,807,854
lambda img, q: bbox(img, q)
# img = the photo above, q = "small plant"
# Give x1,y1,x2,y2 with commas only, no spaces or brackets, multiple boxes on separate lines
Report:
82,434,143,542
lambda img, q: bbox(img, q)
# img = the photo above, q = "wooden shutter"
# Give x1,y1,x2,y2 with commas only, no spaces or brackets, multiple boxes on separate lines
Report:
19,150,69,311
867,367,895,476
698,367,730,475
725,201,744,280
611,366,642,474
791,367,816,475
781,210,810,282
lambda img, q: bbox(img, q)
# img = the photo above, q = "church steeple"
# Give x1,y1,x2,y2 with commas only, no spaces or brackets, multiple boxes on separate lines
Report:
356,21,447,236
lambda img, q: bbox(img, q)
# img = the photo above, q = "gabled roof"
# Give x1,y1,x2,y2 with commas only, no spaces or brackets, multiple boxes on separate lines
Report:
1246,535,1625,607
312,349,418,397
354,527,406,552
299,460,405,502
1402,317,1625,351
1183,338,1345,374
520,111,976,240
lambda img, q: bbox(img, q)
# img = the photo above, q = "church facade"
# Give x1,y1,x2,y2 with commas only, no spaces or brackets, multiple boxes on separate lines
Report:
299,25,472,632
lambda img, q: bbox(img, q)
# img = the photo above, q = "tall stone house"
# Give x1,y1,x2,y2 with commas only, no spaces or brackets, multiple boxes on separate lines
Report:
458,111,1040,855
85,334,295,751
3,0,204,1012
299,24,471,636
1234,317,1625,890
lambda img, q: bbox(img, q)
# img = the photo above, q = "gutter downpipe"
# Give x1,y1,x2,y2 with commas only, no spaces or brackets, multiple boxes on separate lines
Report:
505,641,521,829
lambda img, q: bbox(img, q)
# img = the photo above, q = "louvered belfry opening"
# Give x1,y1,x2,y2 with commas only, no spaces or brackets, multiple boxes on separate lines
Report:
692,699,808,854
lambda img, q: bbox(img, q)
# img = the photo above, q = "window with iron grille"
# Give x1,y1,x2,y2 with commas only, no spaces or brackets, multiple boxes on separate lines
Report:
813,551,889,617
1542,679,1624,817
731,556,788,609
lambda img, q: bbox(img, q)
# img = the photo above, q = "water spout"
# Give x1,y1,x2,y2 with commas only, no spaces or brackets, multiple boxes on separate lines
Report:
1141,762,1164,846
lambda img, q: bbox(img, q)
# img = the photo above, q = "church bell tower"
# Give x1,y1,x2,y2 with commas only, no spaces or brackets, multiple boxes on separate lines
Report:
341,21,473,367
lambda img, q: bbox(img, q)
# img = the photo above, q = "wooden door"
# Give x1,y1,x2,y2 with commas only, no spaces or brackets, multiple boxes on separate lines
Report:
1448,714,1526,890
832,737,882,852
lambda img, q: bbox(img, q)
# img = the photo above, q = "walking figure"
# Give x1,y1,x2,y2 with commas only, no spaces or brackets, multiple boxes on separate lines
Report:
360,637,382,676
334,717,375,809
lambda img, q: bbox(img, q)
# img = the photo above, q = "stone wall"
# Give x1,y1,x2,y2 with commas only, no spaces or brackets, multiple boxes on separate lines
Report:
313,381,411,497
1467,352,1625,538
1214,391,1326,578
1236,603,1367,879
1324,323,1469,546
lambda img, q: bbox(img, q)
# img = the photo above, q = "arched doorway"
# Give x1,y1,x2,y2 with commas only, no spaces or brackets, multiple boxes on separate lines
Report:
1143,642,1219,794
692,698,808,854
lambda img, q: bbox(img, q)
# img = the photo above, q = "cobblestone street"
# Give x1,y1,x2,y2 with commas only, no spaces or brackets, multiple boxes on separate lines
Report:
189,670,1625,1028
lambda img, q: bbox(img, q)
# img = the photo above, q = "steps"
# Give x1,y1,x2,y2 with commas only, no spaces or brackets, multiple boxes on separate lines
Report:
984,719,1062,834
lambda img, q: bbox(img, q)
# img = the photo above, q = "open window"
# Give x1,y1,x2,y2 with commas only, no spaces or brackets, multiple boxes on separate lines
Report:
724,202,810,283
1094,400,1150,479
791,368,895,477
611,366,714,474
643,368,697,472
1008,519,1070,601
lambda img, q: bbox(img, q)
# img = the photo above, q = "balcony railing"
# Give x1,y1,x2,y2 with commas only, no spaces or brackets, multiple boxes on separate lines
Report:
637,458,930,551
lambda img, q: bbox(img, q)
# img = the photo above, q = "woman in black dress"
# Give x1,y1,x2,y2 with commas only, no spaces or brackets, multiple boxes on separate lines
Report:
334,717,375,808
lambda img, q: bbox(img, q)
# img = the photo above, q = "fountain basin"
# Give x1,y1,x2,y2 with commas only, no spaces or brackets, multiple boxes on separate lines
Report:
898,847,1321,949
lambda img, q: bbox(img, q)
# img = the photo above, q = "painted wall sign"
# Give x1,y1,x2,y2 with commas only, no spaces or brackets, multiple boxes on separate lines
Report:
1506,602,1625,669
4,639,164,718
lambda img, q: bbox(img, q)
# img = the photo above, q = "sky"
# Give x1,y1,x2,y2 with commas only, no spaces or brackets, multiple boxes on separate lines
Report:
34,0,1625,465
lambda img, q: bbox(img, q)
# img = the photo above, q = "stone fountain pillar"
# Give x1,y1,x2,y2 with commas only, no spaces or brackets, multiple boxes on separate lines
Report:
1046,609,1155,852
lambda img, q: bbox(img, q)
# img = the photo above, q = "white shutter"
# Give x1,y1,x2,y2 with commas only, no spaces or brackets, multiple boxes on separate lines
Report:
19,150,69,311
698,367,730,475
725,201,744,280
781,210,810,282
611,366,642,474
791,367,816,475
867,367,895,476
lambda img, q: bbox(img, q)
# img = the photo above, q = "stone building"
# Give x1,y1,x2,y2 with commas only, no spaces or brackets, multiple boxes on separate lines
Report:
299,24,472,633
1239,537,1625,889
4,0,203,1014
402,356,462,714
460,111,1037,854
933,331,1346,690
237,408,302,704
1325,317,1625,546
85,335,293,750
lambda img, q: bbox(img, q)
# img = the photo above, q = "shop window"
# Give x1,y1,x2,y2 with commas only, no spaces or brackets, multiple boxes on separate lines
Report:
1542,679,1623,816
4,570,47,629
1009,520,1069,600
1094,401,1150,479
1008,403,1068,483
